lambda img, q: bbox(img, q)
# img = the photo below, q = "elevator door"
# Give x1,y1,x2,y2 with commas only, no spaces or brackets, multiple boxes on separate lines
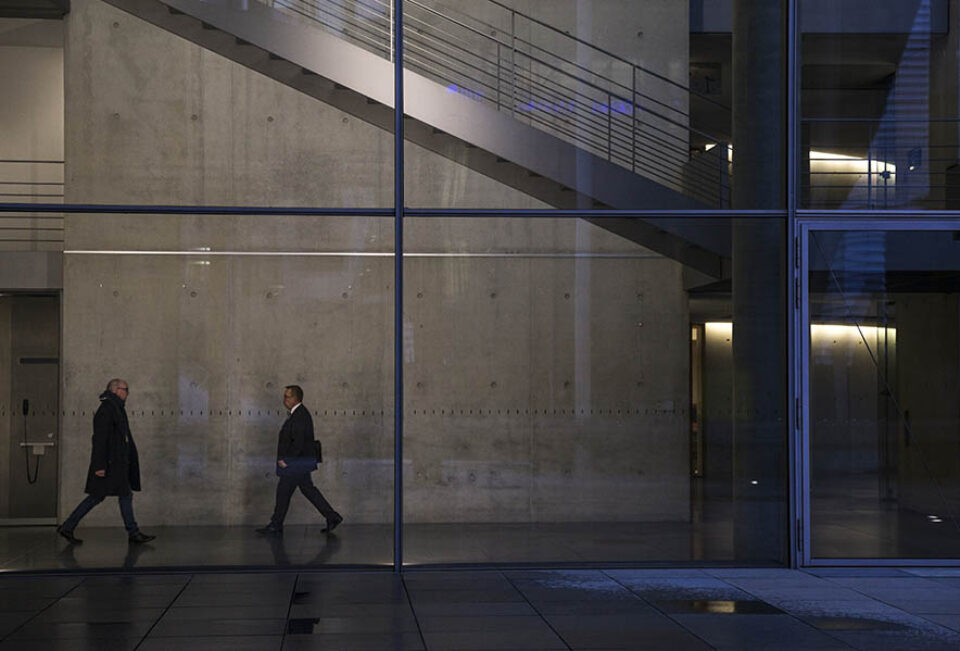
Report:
800,221,960,564
1,294,60,523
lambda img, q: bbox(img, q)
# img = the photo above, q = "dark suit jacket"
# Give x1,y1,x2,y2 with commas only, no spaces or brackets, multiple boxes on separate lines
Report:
276,404,318,476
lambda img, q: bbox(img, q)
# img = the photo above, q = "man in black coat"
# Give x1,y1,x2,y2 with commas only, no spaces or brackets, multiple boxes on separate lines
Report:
257,385,342,536
56,379,156,545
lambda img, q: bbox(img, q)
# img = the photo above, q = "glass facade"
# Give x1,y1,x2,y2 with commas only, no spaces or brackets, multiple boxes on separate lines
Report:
800,0,959,210
0,0,958,570
804,225,960,560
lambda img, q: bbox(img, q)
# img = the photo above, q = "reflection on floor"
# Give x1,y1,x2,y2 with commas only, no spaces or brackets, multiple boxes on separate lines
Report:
0,520,748,572
1,568,960,650
812,497,960,559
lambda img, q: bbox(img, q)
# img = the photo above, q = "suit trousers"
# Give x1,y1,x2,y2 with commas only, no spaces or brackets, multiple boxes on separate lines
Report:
269,471,338,527
62,492,138,534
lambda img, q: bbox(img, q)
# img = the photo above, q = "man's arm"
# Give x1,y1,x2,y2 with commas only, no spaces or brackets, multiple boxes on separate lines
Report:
91,408,110,476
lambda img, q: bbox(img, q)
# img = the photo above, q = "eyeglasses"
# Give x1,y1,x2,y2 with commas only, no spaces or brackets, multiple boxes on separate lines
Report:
117,386,129,392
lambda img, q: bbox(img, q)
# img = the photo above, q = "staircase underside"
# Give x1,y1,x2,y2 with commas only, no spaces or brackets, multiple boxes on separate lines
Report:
102,0,728,278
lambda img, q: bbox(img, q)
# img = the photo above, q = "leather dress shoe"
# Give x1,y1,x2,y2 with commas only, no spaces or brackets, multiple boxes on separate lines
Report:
128,531,156,544
256,525,283,536
56,526,82,545
323,514,343,533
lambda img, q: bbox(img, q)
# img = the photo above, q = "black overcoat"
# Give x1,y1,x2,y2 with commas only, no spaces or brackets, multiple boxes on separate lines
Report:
276,404,319,476
84,391,142,497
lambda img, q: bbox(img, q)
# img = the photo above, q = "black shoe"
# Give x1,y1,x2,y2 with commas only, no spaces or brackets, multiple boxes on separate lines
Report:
256,525,283,536
128,531,156,544
56,526,82,545
322,514,343,533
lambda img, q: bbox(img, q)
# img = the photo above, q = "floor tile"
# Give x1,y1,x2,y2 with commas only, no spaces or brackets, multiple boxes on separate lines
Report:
421,628,565,650
919,614,960,632
532,599,658,616
8,620,154,640
0,611,34,637
32,605,165,623
826,629,960,651
151,616,286,636
288,601,416,618
410,601,538,617
0,639,140,651
162,604,291,620
416,615,554,633
284,614,419,634
545,612,694,649
139,636,284,651
804,616,909,631
653,599,784,614
409,589,525,604
670,613,854,650
280,631,424,650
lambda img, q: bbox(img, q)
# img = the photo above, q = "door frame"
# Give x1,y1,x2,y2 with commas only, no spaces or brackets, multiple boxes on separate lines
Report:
796,217,960,566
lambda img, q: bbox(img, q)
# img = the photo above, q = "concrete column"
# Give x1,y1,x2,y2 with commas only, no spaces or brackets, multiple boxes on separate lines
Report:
731,0,786,561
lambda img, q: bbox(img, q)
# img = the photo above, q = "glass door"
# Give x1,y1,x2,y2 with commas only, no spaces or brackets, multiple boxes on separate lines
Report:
799,220,960,564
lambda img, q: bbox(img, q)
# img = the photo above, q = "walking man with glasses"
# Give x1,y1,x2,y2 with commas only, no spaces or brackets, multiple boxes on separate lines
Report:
257,385,342,537
57,378,155,545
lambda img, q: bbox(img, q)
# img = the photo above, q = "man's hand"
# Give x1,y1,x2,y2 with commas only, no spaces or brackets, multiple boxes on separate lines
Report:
94,469,106,477
277,460,288,469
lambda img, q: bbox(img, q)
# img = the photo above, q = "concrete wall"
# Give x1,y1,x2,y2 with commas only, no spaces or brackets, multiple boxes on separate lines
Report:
61,0,691,526
0,300,10,516
0,25,63,169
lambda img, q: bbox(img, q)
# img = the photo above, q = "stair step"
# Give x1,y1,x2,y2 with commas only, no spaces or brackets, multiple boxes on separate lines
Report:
301,68,318,76
200,21,217,30
235,37,251,46
167,7,185,15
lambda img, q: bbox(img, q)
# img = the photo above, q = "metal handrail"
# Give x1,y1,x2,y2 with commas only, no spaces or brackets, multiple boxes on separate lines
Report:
271,0,731,206
0,159,65,248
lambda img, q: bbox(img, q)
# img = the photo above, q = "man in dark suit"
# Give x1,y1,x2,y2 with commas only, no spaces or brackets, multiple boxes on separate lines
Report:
56,378,156,545
257,385,342,536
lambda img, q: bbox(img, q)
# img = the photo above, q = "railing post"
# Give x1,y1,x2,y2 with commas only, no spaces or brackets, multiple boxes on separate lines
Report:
497,42,502,110
606,92,613,161
631,67,637,173
510,9,517,116
867,143,873,209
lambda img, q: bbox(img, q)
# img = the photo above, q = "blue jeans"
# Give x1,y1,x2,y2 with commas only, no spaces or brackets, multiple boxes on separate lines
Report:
62,493,139,534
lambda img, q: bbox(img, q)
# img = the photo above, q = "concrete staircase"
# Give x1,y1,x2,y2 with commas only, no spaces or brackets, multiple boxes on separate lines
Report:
101,0,728,277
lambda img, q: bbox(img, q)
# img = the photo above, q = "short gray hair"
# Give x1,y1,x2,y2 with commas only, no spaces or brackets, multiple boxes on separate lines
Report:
106,378,127,392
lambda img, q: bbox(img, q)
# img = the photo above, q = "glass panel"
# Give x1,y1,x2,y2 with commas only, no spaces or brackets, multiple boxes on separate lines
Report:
56,0,393,208
403,1,777,210
800,1,957,209
403,215,787,564
0,212,397,571
808,228,960,558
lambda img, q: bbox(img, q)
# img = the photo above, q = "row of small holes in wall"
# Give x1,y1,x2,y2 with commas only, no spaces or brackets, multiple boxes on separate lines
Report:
4,408,685,418
108,290,646,302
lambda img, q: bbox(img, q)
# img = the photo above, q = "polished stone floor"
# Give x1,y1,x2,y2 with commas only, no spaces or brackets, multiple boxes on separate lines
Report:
0,520,746,572
1,567,960,650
